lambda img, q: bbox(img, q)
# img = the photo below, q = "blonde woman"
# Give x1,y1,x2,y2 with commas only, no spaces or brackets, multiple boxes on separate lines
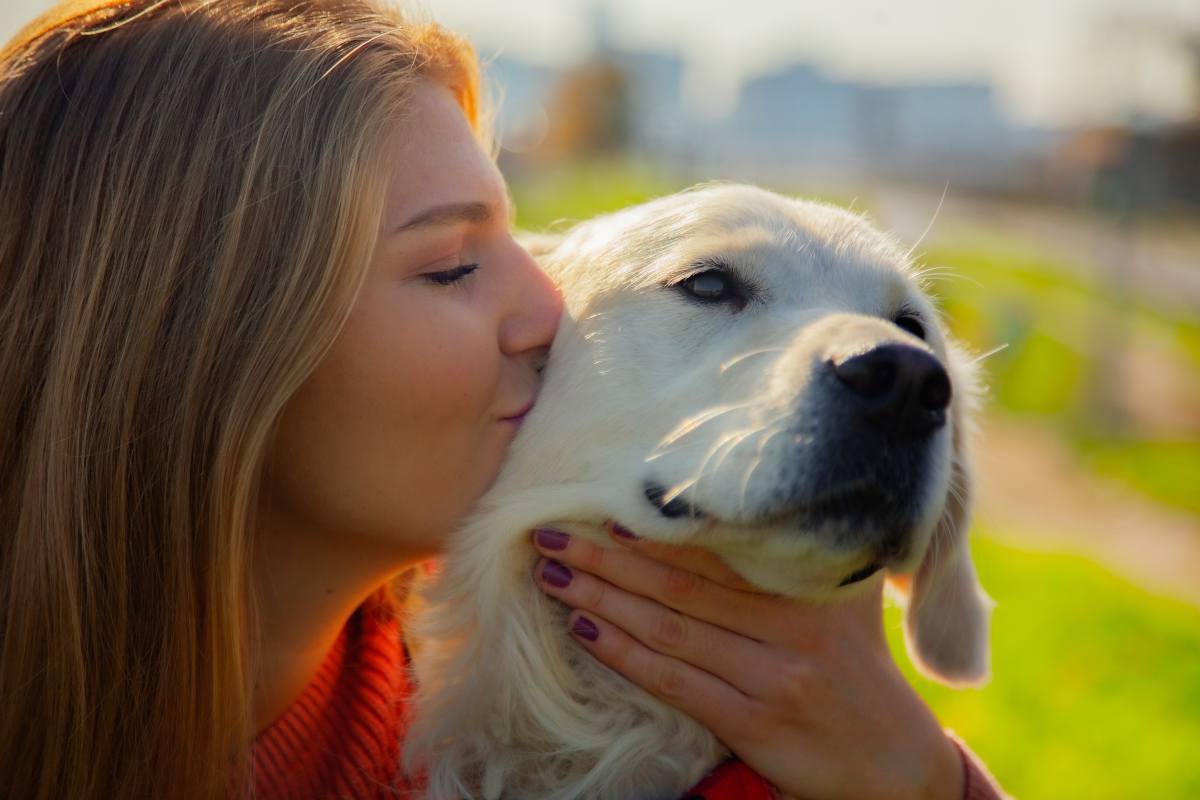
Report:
0,1,1006,798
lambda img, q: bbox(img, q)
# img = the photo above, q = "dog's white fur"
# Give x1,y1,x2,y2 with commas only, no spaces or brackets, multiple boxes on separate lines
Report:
403,184,993,800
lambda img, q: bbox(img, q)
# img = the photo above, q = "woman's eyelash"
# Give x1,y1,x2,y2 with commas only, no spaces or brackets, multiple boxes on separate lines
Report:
424,263,479,286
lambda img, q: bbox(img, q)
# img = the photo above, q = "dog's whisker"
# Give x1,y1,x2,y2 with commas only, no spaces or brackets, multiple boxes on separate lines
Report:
660,477,698,506
685,433,741,498
914,268,985,291
719,347,786,375
683,427,755,503
732,409,794,509
711,427,759,482
651,401,756,451
694,426,760,502
903,181,949,262
910,267,957,282
967,343,1009,365
736,422,789,516
680,431,739,492
942,469,968,511
658,407,789,511
909,271,965,292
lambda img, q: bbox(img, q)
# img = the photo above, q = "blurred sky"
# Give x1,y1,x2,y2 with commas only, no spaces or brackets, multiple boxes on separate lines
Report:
3,0,1199,127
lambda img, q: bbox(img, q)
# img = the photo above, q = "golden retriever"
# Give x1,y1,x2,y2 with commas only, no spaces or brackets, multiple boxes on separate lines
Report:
403,183,992,800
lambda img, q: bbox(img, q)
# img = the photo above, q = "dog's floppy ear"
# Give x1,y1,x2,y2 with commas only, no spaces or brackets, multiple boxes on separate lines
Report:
887,348,993,687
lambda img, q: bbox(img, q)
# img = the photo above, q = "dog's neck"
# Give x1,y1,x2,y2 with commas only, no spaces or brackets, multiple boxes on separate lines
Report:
402,489,727,800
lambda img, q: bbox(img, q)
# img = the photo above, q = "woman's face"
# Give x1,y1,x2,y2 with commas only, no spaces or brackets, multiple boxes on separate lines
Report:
263,80,563,560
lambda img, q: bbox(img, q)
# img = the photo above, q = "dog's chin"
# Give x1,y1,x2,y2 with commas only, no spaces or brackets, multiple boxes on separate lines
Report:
642,478,932,595
711,542,888,600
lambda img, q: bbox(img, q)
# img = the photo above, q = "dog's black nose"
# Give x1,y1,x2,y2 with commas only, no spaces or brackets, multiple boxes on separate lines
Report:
831,344,951,436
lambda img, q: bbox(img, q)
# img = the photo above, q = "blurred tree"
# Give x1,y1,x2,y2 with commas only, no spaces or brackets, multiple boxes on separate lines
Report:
538,56,632,162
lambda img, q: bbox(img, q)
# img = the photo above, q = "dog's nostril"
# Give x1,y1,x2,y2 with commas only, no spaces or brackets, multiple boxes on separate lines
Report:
832,351,896,399
920,366,951,411
830,344,951,435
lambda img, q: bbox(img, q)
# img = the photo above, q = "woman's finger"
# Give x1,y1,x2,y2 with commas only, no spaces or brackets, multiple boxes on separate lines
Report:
531,527,795,643
533,556,784,696
561,607,766,748
607,520,758,591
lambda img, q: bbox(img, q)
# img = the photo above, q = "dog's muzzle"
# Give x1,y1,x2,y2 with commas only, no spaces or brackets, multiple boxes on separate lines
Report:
799,342,952,552
643,342,953,587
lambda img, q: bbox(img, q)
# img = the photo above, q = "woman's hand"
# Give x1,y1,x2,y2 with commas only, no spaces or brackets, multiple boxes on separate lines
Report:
530,522,964,800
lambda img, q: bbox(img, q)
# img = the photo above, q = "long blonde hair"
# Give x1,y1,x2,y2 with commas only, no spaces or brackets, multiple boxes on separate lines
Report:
0,1,483,796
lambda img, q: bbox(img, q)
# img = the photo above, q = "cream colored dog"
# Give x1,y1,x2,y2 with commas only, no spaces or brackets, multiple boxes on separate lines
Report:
403,183,992,800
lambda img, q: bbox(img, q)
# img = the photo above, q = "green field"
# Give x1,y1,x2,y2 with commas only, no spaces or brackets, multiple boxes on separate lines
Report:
886,532,1200,800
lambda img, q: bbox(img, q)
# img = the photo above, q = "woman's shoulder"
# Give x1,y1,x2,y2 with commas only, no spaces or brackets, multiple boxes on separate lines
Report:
246,591,412,799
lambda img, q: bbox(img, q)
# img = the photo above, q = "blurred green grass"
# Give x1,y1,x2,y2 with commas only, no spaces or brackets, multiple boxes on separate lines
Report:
509,157,857,232
921,239,1200,515
1077,438,1200,516
510,158,683,232
885,532,1200,800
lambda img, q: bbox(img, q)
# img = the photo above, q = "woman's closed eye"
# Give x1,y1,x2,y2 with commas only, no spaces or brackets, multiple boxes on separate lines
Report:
424,263,479,286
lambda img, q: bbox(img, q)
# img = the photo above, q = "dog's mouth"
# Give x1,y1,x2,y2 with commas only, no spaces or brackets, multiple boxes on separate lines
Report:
836,562,883,586
643,478,905,527
643,479,902,589
643,480,710,520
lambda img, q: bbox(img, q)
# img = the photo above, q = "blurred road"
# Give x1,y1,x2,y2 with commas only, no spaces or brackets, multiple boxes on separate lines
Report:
975,415,1200,608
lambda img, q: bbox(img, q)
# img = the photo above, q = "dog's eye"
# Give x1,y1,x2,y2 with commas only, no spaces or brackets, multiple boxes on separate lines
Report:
676,269,747,311
894,313,926,340
685,272,731,300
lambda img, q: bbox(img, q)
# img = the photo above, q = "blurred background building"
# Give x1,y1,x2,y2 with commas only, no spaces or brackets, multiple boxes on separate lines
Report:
476,1,1200,211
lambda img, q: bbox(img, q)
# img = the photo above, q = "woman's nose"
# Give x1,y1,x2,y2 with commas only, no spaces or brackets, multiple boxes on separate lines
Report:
498,240,564,358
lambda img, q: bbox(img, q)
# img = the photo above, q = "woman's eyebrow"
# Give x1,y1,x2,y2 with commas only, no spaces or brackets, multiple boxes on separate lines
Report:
393,201,493,234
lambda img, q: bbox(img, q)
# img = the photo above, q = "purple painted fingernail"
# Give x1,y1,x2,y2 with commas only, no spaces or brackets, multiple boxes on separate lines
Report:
534,527,570,550
611,522,639,541
571,615,599,641
541,560,573,588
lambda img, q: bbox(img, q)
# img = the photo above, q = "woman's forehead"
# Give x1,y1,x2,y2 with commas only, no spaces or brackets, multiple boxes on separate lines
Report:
382,81,507,233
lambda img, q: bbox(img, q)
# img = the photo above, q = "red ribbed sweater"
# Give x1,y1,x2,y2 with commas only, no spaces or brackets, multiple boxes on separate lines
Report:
243,594,1007,799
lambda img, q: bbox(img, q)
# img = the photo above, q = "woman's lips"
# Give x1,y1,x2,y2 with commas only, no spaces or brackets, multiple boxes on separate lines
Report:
500,399,535,423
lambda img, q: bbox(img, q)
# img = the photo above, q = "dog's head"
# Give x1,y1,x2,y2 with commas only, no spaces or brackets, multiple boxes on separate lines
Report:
514,183,991,687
